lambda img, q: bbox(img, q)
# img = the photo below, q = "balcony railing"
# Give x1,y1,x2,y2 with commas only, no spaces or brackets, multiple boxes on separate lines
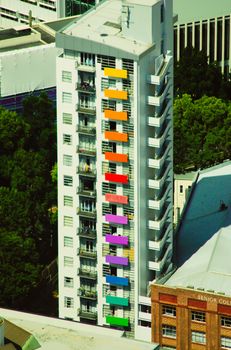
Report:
76,104,96,114
77,166,96,177
76,83,95,94
77,248,97,259
78,268,97,280
76,125,96,135
78,288,97,300
77,228,96,239
77,309,97,320
76,146,96,157
77,187,96,198
77,207,96,218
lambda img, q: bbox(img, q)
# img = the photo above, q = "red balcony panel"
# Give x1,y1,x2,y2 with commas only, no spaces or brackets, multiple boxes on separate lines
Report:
105,173,128,184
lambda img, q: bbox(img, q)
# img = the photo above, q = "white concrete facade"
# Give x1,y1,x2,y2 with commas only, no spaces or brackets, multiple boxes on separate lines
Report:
56,0,173,341
173,0,231,76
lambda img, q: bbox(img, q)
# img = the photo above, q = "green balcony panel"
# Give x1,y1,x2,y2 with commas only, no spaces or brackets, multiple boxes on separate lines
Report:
106,315,129,327
106,295,129,306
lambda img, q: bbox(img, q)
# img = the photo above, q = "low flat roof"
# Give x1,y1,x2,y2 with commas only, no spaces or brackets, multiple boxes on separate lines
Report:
0,309,158,350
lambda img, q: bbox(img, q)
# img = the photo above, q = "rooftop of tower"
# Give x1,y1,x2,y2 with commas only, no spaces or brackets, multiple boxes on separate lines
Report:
56,0,165,59
0,308,159,350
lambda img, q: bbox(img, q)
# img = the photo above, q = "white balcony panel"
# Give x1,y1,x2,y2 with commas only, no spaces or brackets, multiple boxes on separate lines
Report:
148,205,171,231
148,55,172,86
148,143,171,169
148,164,171,190
138,311,152,322
148,82,170,107
148,125,170,149
148,245,172,271
149,225,172,251
148,188,170,211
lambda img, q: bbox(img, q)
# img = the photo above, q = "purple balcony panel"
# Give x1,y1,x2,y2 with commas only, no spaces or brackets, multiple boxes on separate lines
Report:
106,255,129,266
106,234,128,245
105,214,128,225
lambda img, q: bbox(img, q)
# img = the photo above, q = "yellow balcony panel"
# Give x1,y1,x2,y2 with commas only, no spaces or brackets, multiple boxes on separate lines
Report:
104,131,128,142
104,67,127,79
104,110,128,121
104,89,128,100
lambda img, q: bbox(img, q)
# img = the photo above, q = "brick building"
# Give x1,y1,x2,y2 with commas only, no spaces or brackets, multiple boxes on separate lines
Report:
151,284,231,350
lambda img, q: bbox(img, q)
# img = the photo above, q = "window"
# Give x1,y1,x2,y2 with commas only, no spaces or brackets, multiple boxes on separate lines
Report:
64,195,73,207
63,134,72,145
221,316,231,328
191,331,206,344
191,311,206,323
62,92,72,103
162,325,176,338
64,216,73,227
221,336,231,349
180,185,183,193
162,305,176,317
160,4,164,22
64,276,73,288
64,296,74,308
64,175,73,187
64,256,74,267
63,113,72,124
63,154,72,166
62,71,72,83
64,236,73,247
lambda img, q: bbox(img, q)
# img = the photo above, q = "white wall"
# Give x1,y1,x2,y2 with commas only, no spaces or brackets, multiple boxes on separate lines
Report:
0,44,58,97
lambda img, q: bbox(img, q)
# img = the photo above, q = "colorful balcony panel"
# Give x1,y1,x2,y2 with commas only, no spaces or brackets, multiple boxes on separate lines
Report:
106,275,129,286
106,255,129,266
105,234,128,245
105,173,128,184
105,193,128,204
105,213,128,225
104,68,127,79
104,131,128,142
104,152,128,163
106,295,129,307
104,110,128,121
106,315,129,327
104,89,128,100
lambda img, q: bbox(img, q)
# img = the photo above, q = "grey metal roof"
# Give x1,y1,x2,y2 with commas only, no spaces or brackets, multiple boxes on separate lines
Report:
176,161,231,266
166,212,231,295
167,161,231,295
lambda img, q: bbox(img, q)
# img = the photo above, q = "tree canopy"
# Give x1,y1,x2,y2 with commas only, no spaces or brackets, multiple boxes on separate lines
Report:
0,93,57,308
174,47,231,100
174,94,231,173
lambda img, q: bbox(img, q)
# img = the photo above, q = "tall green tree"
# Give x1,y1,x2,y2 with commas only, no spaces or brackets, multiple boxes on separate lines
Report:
174,47,231,100
174,94,231,172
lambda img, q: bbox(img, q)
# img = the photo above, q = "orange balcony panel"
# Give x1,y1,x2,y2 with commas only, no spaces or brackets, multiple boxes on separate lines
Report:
105,152,128,163
105,193,128,204
104,131,128,142
104,68,127,79
104,89,128,100
104,110,128,121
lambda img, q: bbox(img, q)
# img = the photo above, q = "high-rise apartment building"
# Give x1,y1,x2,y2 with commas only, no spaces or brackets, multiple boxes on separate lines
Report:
56,0,173,341
0,0,101,28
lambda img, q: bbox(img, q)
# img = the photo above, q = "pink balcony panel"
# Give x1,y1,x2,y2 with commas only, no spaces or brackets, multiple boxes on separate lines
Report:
106,255,129,266
106,234,128,245
105,214,128,225
105,193,128,204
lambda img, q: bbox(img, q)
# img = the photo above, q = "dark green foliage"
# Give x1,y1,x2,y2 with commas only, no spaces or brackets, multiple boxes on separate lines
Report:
174,94,231,173
174,47,231,100
0,93,57,308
